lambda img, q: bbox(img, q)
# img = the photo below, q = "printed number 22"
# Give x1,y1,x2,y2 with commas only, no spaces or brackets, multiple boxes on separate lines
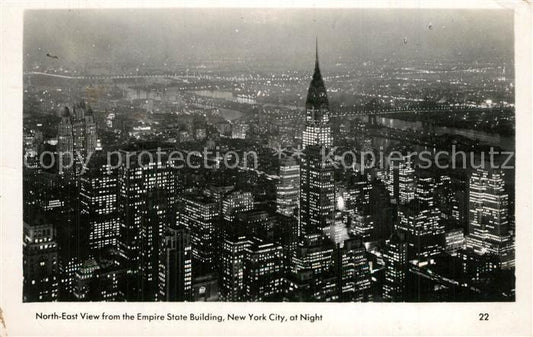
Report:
479,313,489,321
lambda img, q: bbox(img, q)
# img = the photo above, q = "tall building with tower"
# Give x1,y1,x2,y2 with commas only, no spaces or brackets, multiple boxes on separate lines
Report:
299,41,336,238
57,101,97,176
302,39,333,149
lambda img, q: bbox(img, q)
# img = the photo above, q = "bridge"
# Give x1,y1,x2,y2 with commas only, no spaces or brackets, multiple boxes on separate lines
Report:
331,105,483,118
24,71,186,81
24,71,306,82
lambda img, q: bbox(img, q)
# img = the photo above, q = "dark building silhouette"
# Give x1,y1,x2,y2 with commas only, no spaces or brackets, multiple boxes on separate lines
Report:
159,226,193,301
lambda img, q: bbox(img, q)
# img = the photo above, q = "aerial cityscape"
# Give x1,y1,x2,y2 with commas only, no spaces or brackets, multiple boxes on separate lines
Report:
23,9,515,302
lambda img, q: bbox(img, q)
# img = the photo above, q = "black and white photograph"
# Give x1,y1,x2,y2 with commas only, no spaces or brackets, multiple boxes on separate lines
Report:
1,1,532,336
21,7,517,303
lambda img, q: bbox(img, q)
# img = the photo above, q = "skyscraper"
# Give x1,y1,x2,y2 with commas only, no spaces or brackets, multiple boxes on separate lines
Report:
116,149,181,301
342,179,373,240
23,211,59,302
335,236,371,302
54,177,89,300
57,107,74,175
288,233,338,301
302,39,333,149
397,176,445,262
79,157,120,253
300,145,336,237
73,258,100,301
159,226,193,301
243,238,284,301
398,155,415,205
465,169,514,269
276,157,300,217
299,41,335,238
220,236,253,301
56,101,97,176
178,193,220,273
382,231,408,301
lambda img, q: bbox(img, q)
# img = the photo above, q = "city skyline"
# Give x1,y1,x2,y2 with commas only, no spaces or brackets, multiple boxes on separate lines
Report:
22,8,515,304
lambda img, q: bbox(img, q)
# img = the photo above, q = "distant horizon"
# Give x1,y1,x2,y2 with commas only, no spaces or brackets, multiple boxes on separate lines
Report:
24,8,514,72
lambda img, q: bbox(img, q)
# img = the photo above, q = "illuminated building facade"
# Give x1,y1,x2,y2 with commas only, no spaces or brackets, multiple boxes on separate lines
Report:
23,213,59,302
299,42,336,237
444,228,465,255
117,150,181,300
243,238,284,301
179,193,220,271
222,191,254,222
465,169,514,269
288,233,338,301
300,145,336,237
220,236,253,301
382,232,408,301
57,101,97,175
79,159,120,252
336,236,371,302
73,258,100,300
397,176,445,262
276,157,300,217
398,155,415,205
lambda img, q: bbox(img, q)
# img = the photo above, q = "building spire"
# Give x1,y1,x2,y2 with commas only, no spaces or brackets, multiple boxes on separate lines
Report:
306,36,329,115
315,36,320,72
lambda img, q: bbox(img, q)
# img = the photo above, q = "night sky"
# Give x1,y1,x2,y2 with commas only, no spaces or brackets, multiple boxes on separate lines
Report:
24,8,514,71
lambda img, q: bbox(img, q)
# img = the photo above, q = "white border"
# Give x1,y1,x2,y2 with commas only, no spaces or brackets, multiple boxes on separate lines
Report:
1,1,531,336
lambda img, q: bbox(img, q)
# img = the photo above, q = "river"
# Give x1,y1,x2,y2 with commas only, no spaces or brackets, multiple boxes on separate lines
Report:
376,117,515,151
192,90,234,100
218,108,243,121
